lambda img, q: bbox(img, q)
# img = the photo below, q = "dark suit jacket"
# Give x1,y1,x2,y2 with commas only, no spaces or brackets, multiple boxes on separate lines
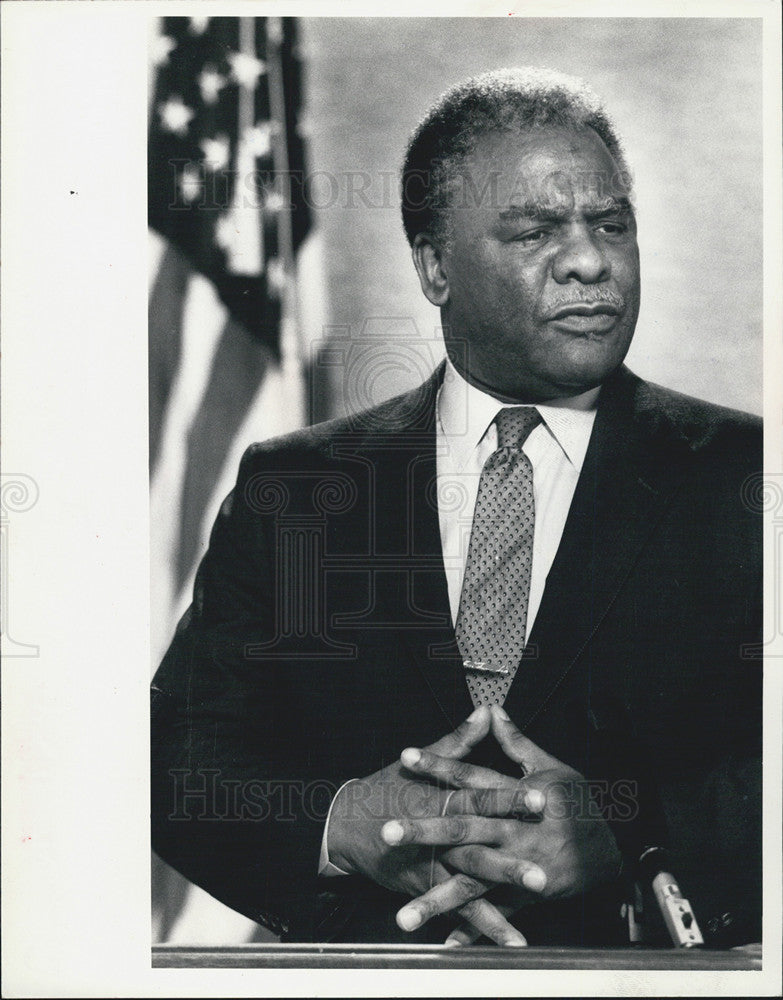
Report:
151,363,762,947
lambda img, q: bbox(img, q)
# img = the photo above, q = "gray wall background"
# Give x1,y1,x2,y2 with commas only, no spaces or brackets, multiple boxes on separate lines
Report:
301,17,762,420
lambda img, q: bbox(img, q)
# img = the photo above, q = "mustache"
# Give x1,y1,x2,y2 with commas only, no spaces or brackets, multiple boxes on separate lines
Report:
544,289,626,314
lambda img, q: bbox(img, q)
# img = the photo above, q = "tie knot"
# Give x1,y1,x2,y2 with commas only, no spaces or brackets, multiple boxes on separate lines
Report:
495,406,541,450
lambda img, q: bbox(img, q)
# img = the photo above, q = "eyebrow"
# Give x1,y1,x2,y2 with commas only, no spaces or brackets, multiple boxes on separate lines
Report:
498,196,633,223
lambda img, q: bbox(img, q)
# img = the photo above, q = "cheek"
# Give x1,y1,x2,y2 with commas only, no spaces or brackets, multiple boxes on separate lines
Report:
450,264,511,327
614,248,641,295
506,263,551,316
487,267,542,324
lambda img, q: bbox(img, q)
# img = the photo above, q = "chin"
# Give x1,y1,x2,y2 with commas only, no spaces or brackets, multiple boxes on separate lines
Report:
554,343,628,385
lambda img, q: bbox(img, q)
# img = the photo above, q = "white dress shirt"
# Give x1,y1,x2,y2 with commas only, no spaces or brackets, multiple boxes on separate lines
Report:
319,358,599,875
436,357,598,634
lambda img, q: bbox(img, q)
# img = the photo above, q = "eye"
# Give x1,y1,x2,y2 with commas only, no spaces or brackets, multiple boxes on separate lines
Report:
515,228,549,245
595,221,627,236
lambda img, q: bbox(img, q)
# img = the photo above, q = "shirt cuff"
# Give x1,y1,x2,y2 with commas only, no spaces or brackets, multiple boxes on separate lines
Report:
318,778,358,877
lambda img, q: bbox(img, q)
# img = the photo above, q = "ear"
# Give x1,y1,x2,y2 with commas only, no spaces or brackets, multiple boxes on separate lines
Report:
412,233,449,307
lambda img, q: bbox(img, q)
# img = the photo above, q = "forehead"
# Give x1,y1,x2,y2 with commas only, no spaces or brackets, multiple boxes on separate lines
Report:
453,125,631,215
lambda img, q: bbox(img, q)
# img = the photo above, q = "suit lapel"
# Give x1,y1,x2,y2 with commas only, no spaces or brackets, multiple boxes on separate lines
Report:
353,364,699,734
505,367,697,730
404,437,474,729
355,364,472,729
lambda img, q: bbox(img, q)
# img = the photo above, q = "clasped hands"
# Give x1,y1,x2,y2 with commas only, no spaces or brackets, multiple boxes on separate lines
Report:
326,704,622,947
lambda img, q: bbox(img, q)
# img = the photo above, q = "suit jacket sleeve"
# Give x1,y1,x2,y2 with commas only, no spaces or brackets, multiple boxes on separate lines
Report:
150,443,326,940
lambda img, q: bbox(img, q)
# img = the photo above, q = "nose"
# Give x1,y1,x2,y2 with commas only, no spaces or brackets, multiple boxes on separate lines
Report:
552,224,610,285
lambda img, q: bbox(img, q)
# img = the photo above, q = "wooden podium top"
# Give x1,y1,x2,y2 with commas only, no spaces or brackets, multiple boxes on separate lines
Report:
152,943,762,970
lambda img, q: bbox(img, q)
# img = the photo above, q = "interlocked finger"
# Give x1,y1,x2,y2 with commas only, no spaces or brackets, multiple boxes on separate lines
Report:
425,706,492,758
452,897,527,947
382,815,518,848
444,922,483,947
443,845,547,893
445,902,517,947
490,706,563,772
395,871,490,932
397,859,526,946
401,746,519,789
444,784,546,820
396,873,527,947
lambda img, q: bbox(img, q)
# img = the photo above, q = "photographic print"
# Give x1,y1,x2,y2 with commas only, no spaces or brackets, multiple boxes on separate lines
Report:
148,11,764,965
2,3,780,997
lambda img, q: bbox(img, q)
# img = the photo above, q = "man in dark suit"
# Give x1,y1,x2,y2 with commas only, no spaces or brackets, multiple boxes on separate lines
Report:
151,67,761,948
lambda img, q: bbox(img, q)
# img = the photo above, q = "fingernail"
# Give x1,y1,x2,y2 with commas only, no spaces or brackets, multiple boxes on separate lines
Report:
505,936,528,947
522,868,547,893
381,820,405,845
443,936,463,948
401,747,421,768
492,705,510,721
397,907,422,931
524,789,545,813
467,706,487,722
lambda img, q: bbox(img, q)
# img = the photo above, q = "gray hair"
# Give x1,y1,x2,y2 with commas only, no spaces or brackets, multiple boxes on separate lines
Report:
400,67,633,247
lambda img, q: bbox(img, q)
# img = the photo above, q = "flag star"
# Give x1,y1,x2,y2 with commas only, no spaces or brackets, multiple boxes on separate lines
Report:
159,97,195,136
228,51,267,88
266,256,286,293
264,190,286,214
151,34,176,67
201,135,230,171
179,164,203,202
198,66,225,105
215,216,237,252
244,122,273,158
189,16,210,35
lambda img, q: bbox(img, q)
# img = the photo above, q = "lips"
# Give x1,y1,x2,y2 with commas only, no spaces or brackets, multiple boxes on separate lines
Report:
549,302,621,320
547,301,622,334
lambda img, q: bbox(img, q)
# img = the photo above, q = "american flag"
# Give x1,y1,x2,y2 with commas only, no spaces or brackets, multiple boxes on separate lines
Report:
148,16,315,944
149,14,312,588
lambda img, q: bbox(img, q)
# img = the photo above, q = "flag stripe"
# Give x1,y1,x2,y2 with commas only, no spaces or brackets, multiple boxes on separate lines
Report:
148,243,189,471
148,15,313,944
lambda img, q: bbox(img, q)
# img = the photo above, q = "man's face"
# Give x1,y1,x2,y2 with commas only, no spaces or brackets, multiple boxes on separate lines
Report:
434,126,641,401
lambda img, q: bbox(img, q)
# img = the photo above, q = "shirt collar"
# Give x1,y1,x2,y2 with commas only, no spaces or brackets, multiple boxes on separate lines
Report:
437,356,599,471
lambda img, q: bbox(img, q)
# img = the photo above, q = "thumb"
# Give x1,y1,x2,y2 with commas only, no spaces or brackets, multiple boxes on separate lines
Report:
425,705,491,759
489,706,562,773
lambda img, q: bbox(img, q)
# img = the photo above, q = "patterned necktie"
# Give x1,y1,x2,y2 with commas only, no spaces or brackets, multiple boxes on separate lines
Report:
456,406,542,707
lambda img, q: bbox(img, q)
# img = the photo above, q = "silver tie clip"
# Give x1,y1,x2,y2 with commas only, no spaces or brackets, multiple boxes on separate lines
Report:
462,659,510,675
